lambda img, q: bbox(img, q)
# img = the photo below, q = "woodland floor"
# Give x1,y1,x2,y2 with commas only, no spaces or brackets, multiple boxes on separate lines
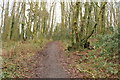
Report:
28,41,91,78
2,41,118,78
2,41,93,78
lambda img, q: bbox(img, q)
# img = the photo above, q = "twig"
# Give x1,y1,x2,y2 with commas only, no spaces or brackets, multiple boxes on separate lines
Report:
77,68,95,78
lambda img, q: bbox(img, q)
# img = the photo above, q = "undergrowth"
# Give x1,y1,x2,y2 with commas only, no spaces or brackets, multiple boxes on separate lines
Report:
76,28,119,78
1,38,50,78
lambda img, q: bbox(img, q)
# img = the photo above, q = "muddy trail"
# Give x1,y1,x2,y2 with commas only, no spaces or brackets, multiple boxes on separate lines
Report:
30,41,69,78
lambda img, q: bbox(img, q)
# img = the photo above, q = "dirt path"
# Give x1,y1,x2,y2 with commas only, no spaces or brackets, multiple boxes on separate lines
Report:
31,41,69,78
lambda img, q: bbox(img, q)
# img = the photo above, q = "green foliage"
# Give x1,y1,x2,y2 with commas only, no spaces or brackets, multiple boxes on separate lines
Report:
52,27,70,41
95,27,119,56
78,28,119,78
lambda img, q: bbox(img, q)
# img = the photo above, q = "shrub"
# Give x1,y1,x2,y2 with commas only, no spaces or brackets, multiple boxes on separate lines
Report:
77,27,119,78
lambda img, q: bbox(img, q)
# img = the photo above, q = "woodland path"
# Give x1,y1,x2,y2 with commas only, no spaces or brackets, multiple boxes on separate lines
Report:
31,41,69,78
